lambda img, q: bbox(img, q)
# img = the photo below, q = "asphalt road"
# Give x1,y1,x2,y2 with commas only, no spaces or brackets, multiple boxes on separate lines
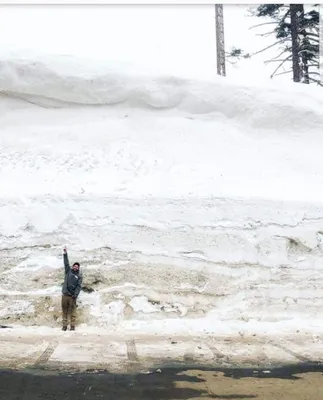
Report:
1,364,323,400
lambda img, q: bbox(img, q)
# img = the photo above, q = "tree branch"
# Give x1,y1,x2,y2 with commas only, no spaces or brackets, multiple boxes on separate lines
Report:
270,54,293,77
281,8,291,22
307,60,319,67
255,29,279,38
265,58,292,64
271,48,291,61
299,49,319,57
274,69,293,77
249,21,278,30
308,76,323,86
303,38,319,44
251,38,289,57
304,32,319,38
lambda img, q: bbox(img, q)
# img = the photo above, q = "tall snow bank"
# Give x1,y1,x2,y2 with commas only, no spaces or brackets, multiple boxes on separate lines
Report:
0,54,322,132
1,54,323,333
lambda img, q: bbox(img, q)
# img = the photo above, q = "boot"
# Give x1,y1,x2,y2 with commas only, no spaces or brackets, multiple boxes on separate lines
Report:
62,326,67,331
70,325,75,331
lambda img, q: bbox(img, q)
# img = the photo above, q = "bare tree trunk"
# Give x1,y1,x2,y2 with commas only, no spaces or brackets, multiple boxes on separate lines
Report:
296,4,309,84
215,4,226,76
320,4,323,85
290,4,303,82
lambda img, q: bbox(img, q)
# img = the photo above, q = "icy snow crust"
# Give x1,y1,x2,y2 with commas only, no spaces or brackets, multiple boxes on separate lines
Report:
1,55,323,337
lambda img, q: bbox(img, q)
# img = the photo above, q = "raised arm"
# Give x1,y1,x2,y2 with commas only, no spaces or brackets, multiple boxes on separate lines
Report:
63,247,70,274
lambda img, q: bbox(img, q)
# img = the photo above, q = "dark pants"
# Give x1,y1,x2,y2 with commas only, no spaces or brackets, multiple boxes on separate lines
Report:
61,294,76,327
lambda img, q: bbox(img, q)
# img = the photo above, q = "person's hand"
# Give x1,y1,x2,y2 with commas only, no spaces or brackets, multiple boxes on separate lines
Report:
63,247,67,254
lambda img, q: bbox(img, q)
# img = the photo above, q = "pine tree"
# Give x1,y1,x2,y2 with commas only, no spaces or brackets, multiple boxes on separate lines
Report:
227,4,320,85
251,4,320,84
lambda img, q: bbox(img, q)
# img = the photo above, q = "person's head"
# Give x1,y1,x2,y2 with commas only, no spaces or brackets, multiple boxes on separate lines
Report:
72,262,80,272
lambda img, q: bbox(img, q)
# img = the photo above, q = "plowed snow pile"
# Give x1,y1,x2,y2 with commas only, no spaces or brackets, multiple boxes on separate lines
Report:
1,54,323,337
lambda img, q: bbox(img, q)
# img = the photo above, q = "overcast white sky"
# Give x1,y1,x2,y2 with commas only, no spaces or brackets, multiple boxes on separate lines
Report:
0,5,282,82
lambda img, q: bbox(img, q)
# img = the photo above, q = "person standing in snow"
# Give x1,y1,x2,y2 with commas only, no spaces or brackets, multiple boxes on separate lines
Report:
61,247,82,331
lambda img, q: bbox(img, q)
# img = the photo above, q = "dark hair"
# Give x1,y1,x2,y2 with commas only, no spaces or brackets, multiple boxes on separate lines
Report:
73,262,80,268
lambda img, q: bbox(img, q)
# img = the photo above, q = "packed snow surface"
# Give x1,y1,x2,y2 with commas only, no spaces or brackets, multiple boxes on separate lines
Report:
1,54,323,338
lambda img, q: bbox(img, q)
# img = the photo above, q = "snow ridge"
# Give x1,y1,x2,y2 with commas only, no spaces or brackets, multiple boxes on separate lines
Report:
0,55,323,132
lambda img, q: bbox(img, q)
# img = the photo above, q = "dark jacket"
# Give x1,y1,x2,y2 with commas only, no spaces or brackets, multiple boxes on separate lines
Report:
62,253,82,298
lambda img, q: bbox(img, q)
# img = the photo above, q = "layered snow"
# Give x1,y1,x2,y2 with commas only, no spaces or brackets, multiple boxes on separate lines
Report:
0,55,323,338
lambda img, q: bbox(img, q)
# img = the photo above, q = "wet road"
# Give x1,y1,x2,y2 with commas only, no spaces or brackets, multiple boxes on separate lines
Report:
1,364,323,400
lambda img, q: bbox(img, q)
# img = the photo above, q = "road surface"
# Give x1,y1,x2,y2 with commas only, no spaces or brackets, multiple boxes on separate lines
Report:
0,327,322,399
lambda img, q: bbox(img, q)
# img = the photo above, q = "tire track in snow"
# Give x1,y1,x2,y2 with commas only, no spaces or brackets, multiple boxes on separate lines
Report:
126,339,139,362
33,340,59,367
